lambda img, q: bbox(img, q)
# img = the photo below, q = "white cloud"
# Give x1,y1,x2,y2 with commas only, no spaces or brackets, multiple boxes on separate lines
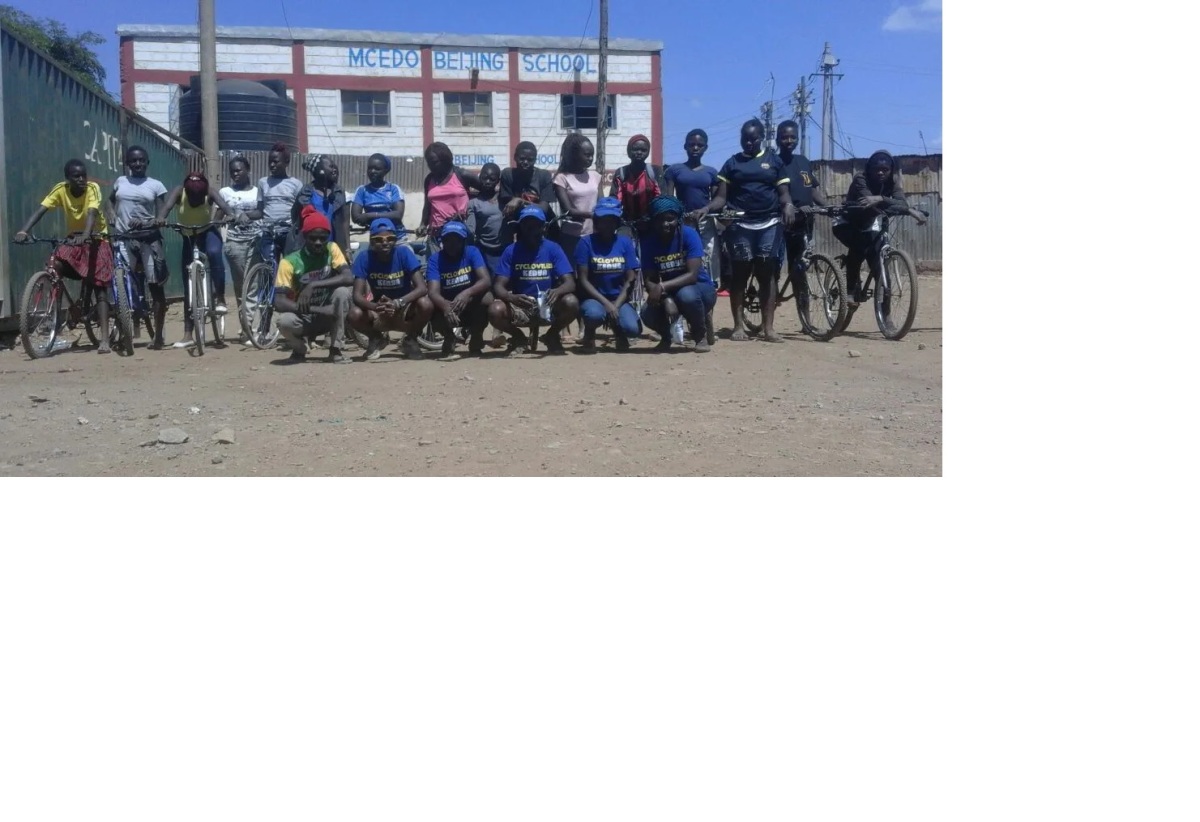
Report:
883,0,942,32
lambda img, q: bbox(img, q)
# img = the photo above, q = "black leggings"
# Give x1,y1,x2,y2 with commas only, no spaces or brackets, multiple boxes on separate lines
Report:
833,223,884,296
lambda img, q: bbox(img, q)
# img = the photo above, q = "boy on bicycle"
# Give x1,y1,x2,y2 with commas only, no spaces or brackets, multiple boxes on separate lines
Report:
106,145,170,349
775,120,829,302
833,149,926,305
14,159,115,353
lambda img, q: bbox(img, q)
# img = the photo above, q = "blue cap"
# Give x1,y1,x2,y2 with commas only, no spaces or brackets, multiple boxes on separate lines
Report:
593,197,622,219
440,221,469,239
518,205,547,222
369,218,398,235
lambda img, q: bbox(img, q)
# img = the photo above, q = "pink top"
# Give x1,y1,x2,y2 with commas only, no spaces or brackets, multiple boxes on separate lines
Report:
426,172,469,230
553,170,602,237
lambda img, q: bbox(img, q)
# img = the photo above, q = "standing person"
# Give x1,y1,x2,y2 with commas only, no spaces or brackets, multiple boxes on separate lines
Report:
465,162,506,275
638,195,714,353
347,218,431,361
833,149,926,305
13,159,115,354
258,142,304,262
425,220,492,358
552,132,602,262
272,205,355,363
106,145,170,350
499,141,555,243
157,170,235,348
706,118,795,342
293,155,350,253
218,155,261,326
573,197,641,353
774,120,829,310
489,206,579,355
609,134,662,247
418,142,480,252
663,128,721,291
350,153,406,235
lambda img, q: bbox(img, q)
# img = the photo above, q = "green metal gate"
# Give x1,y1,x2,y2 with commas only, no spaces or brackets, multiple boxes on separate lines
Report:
1,25,200,318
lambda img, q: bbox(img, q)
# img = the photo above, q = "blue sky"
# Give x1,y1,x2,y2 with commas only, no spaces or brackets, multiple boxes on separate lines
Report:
8,0,941,166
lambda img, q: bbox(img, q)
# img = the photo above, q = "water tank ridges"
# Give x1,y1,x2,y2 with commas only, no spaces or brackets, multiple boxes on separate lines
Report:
179,77,297,153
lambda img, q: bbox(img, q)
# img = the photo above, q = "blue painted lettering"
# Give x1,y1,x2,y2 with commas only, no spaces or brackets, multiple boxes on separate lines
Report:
379,49,391,68
348,47,365,67
347,47,420,70
523,53,597,74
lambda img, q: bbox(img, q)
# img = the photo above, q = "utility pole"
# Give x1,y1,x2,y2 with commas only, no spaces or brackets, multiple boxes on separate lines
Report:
811,42,841,162
794,78,813,157
595,0,609,192
760,100,774,152
199,0,220,186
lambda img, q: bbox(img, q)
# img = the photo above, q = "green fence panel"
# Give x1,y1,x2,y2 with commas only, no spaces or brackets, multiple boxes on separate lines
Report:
2,26,196,316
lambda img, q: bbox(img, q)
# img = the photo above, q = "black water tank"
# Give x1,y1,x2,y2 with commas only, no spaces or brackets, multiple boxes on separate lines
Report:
179,77,297,152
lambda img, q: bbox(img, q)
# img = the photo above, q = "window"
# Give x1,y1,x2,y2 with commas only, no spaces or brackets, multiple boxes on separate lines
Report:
341,91,390,127
561,94,615,130
444,92,493,128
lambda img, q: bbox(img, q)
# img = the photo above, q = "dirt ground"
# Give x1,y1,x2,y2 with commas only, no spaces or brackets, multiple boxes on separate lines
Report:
0,277,942,476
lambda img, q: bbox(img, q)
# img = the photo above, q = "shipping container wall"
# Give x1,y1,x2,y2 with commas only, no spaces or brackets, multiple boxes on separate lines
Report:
2,26,196,315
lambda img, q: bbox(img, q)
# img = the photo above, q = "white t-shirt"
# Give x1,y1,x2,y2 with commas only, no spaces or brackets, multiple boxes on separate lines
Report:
552,170,601,237
219,185,261,240
111,175,167,234
257,175,304,226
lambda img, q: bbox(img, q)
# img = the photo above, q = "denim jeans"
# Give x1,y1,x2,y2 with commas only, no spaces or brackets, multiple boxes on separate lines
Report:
640,282,716,340
580,298,642,337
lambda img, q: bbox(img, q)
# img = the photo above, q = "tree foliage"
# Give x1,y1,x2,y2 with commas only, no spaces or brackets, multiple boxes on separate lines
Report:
0,5,107,90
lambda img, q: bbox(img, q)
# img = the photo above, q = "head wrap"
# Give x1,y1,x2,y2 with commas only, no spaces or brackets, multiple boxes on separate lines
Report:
300,204,331,234
302,154,328,175
648,195,684,219
183,171,208,198
627,134,650,151
369,152,392,173
369,218,397,236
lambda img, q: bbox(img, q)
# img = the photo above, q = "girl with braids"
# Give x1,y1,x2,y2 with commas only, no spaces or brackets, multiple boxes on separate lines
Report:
351,152,406,234
551,132,602,261
293,153,350,252
418,141,481,252
706,118,795,342
637,195,715,353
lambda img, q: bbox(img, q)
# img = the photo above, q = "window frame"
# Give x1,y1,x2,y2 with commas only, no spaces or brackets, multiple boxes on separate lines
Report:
340,90,391,129
443,92,494,130
561,94,616,130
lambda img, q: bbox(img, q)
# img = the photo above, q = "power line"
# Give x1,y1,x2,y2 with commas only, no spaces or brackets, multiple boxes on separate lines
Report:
280,0,338,155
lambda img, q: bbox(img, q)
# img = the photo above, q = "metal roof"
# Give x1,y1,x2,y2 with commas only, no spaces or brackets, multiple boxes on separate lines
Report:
116,24,662,52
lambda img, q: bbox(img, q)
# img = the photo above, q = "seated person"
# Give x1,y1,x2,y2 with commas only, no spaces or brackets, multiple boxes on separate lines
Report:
574,196,642,352
425,221,492,358
489,206,579,355
638,195,715,353
348,218,432,361
272,205,354,363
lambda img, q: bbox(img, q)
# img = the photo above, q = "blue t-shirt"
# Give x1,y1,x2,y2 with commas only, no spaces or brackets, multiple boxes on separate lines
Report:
664,163,719,213
427,245,486,298
574,234,640,300
496,240,574,297
638,226,711,286
353,182,405,215
352,244,423,300
717,150,790,220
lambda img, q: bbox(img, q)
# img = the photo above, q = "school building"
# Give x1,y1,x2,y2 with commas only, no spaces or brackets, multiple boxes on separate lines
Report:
117,25,664,169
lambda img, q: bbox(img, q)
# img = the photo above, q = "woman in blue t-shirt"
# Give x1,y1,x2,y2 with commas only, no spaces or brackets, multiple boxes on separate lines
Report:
351,153,406,236
638,195,714,353
574,197,642,352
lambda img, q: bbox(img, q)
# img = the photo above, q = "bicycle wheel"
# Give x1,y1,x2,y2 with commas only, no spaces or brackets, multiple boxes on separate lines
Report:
112,269,135,356
19,271,62,359
344,319,369,350
875,249,918,340
190,263,206,355
798,254,848,342
743,281,763,336
416,319,444,351
241,262,280,349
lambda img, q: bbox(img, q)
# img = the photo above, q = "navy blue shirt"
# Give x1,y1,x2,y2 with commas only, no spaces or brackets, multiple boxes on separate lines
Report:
664,163,719,213
639,226,711,286
717,150,789,220
427,244,486,298
352,244,423,300
574,233,640,300
496,239,574,297
777,153,820,208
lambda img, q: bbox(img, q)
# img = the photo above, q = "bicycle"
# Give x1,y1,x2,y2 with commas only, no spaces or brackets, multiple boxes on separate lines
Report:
107,238,162,355
773,208,849,342
164,221,230,355
240,219,291,350
829,206,926,341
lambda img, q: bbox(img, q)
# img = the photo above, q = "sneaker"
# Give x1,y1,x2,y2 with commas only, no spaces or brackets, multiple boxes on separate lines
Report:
328,347,347,364
150,336,165,351
468,333,485,355
173,337,194,349
363,334,386,361
540,332,565,354
694,339,711,353
717,289,730,297
400,336,423,359
655,336,672,351
214,300,228,315
580,335,596,352
504,331,529,356
288,348,307,362
615,334,631,352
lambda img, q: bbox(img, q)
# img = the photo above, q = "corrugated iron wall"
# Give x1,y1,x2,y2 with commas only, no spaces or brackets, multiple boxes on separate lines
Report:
1,25,201,314
186,150,429,198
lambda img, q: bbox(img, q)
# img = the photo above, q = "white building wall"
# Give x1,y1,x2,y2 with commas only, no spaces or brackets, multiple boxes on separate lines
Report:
515,50,651,83
133,83,176,133
305,89,424,156
431,92,510,167
518,93,653,171
132,40,293,73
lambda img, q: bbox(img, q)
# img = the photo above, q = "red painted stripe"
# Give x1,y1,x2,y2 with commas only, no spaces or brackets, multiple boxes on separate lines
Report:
508,48,521,162
650,53,663,166
420,46,434,149
120,38,135,108
291,42,308,153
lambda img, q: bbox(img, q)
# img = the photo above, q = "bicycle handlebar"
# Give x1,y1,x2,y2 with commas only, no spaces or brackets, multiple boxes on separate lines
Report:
163,220,232,234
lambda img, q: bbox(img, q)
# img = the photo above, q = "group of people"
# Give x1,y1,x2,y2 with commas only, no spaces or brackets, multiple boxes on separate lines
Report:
16,117,925,361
